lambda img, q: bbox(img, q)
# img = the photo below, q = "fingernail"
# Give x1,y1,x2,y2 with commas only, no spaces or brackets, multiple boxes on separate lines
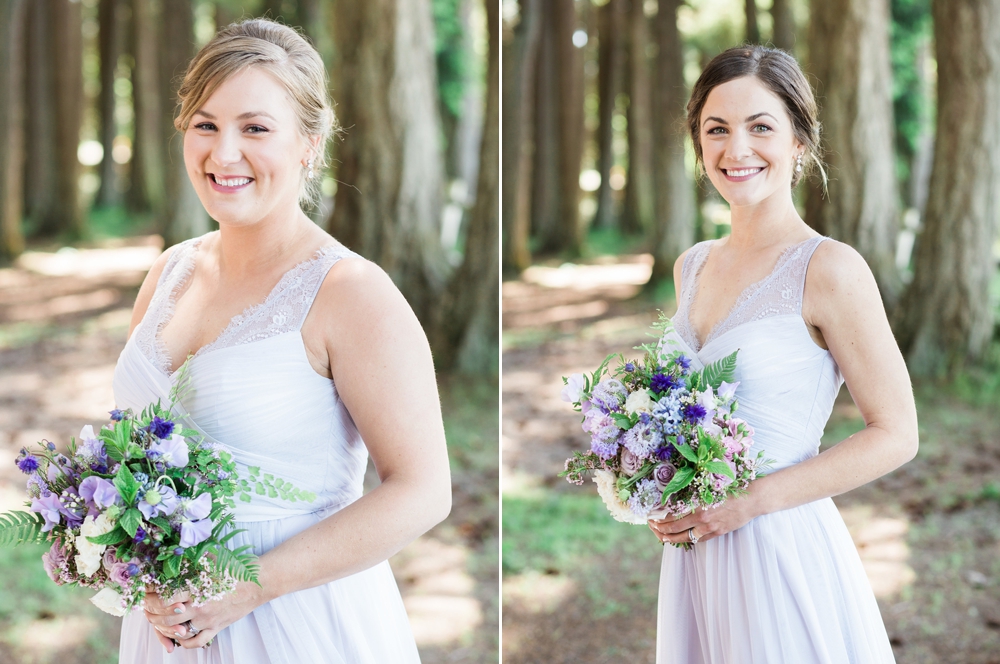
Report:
174,608,183,614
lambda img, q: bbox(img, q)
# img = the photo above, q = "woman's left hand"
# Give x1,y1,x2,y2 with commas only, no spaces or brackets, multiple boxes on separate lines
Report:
647,492,758,546
143,581,266,651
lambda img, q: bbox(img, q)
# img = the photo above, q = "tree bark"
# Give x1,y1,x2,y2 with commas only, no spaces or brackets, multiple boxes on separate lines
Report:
593,0,624,229
745,0,760,43
621,0,653,235
895,0,1000,375
0,0,27,258
529,5,561,250
432,0,498,373
51,0,84,238
649,0,694,284
327,0,448,327
129,0,166,218
22,0,57,237
96,0,123,207
501,0,540,272
805,0,901,310
770,0,795,53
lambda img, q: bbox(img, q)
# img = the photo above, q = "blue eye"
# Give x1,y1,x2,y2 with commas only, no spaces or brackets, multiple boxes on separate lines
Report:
707,126,726,135
752,124,772,133
194,122,216,131
246,125,269,134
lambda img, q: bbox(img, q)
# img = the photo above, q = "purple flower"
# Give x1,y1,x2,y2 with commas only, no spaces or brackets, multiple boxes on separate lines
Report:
79,476,121,510
148,416,175,440
148,434,188,468
16,455,39,474
682,403,707,424
56,488,87,529
623,423,662,459
624,362,635,372
138,484,179,519
652,463,677,491
620,447,643,475
109,409,124,421
582,410,622,460
590,378,628,412
31,494,63,532
41,539,70,584
109,561,132,587
675,355,691,372
133,527,147,543
654,445,673,461
180,492,212,521
126,563,140,577
650,373,679,394
178,495,214,548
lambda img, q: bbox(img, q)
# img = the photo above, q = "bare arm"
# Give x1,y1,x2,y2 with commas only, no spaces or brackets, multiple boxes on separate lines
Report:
127,245,177,339
651,240,918,544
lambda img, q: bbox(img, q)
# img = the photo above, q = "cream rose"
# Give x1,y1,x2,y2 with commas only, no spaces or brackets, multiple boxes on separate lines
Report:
90,587,127,616
75,513,115,577
624,389,653,415
593,470,645,525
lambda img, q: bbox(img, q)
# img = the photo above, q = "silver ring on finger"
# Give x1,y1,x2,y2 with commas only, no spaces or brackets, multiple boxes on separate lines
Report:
184,621,201,637
688,528,699,544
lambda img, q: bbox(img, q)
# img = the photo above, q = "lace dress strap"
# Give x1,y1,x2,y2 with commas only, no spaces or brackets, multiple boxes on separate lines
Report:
672,241,713,349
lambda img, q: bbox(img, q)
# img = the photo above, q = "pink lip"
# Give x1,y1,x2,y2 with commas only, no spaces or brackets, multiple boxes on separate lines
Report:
721,167,765,182
208,174,254,193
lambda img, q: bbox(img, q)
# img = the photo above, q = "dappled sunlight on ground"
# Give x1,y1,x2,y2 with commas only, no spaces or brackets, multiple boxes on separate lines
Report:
840,504,916,599
13,615,101,660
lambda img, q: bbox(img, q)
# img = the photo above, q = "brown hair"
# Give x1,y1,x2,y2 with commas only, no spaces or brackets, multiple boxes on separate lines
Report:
174,18,337,207
686,45,826,188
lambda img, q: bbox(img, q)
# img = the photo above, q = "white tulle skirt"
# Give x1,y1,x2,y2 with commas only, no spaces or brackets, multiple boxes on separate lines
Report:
656,497,895,664
118,512,420,664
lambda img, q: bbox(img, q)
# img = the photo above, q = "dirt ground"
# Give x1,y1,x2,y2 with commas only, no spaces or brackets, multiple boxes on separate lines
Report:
501,253,1000,664
0,236,497,664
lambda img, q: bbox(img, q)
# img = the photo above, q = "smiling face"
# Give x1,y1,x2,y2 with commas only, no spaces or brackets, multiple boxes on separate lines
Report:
698,76,804,209
183,66,314,227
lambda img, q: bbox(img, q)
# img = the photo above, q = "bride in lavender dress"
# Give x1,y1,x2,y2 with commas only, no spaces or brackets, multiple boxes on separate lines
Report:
112,19,450,663
646,46,917,663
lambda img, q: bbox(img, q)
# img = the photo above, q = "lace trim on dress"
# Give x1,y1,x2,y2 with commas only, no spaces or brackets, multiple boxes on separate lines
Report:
674,236,827,352
135,236,356,375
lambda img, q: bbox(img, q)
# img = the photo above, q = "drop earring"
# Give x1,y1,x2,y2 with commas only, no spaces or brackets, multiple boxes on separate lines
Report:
795,154,803,173
306,158,315,180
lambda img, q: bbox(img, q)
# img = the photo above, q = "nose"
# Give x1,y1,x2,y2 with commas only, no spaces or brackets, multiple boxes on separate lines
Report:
724,128,755,162
209,126,243,169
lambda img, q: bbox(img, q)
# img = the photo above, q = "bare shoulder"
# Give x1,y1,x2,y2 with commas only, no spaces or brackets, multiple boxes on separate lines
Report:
807,238,875,290
804,238,885,327
672,248,692,302
128,244,180,338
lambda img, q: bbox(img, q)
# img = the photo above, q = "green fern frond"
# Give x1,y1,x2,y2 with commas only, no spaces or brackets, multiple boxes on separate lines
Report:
207,543,260,584
701,349,739,389
0,511,49,547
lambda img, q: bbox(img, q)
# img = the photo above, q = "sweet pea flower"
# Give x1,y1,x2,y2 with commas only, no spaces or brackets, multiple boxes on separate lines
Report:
149,434,189,468
138,484,179,519
79,476,121,511
560,373,586,403
717,381,740,403
178,493,214,548
31,494,63,532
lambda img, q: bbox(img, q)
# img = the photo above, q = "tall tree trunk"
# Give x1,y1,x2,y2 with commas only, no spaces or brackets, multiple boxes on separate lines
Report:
529,6,561,250
745,0,760,43
0,0,27,258
501,0,540,272
51,0,84,238
327,0,448,327
805,0,901,310
432,0,498,373
649,0,694,284
895,0,1000,375
129,0,166,218
96,0,122,207
23,0,57,237
452,0,484,194
622,0,653,235
160,0,209,244
593,0,624,229
771,0,795,53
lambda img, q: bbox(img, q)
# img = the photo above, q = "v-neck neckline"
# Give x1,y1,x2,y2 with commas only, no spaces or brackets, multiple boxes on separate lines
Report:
687,236,817,350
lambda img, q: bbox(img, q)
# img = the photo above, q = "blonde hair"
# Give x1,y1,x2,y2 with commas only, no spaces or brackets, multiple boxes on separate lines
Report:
174,18,337,207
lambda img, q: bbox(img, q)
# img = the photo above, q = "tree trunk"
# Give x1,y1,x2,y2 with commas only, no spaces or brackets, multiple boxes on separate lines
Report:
805,0,901,310
529,5,561,250
22,0,57,237
327,0,448,327
432,0,498,374
96,0,122,207
0,0,27,258
621,0,653,236
501,0,540,272
649,0,694,284
770,0,795,53
51,0,84,238
895,0,1000,375
745,0,760,43
129,0,166,218
160,0,209,244
593,0,624,229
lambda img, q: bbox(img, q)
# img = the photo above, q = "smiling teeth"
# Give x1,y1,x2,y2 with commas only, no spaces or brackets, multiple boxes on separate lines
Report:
215,176,251,187
727,168,762,177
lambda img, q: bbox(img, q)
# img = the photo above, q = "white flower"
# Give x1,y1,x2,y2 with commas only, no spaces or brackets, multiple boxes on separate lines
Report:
79,424,98,443
624,389,653,415
717,381,740,403
593,470,645,525
560,373,586,403
90,587,127,616
75,513,114,577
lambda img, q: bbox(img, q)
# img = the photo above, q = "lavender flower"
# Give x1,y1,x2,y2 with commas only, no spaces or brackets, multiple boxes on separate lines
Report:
148,416,175,440
590,378,628,412
41,539,70,584
178,493,214,548
109,562,132,588
652,394,683,434
652,463,677,491
148,434,189,469
624,362,635,372
16,451,39,474
620,447,643,475
138,484,179,520
31,494,63,532
79,476,120,511
622,422,662,459
626,478,660,518
582,410,622,460
26,474,45,498
682,403,707,424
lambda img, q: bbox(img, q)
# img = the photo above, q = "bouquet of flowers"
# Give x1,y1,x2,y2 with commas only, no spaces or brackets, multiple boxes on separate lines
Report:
560,315,769,544
0,365,313,616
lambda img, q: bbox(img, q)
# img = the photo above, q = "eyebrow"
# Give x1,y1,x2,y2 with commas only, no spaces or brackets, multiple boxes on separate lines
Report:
704,112,778,125
193,110,278,122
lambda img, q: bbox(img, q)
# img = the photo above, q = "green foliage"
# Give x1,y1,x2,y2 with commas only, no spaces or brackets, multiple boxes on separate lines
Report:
0,511,48,547
890,0,932,186
699,350,739,389
118,508,143,538
432,0,470,122
114,463,140,506
86,526,129,546
237,465,316,504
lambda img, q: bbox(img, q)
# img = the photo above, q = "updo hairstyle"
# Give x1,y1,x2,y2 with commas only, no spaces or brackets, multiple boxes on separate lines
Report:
686,45,826,188
174,18,337,207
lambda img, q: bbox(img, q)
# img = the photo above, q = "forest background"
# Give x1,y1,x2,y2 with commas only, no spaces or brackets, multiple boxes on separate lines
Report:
502,0,1000,662
0,0,499,662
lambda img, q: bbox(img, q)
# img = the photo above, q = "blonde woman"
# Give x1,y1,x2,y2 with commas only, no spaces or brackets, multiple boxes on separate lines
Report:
112,19,450,663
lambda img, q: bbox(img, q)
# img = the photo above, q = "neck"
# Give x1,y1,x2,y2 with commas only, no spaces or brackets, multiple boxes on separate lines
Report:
724,187,805,252
213,201,315,278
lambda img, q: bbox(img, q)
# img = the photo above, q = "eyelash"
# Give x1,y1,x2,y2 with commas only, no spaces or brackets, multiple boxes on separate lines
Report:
707,124,772,135
193,122,269,134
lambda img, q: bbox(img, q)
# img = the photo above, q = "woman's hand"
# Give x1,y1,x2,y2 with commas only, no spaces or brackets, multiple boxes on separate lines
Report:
143,581,267,651
647,491,759,546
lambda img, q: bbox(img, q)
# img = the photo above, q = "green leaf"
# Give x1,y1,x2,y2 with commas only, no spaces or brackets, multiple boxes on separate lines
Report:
611,413,634,430
163,553,181,579
150,517,173,532
704,460,735,479
697,440,710,462
0,511,48,546
87,525,129,546
119,508,144,538
114,464,140,506
660,467,695,503
255,483,265,496
204,543,260,584
673,442,698,464
702,350,739,389
239,493,252,503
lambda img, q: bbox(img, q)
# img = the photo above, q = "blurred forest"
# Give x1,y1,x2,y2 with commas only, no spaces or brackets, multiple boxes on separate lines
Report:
501,0,1000,377
0,0,499,374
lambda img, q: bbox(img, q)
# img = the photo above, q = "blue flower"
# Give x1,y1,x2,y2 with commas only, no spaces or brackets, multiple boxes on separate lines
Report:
109,409,124,422
16,455,39,474
682,403,706,423
133,527,147,543
650,373,680,394
675,355,691,371
126,563,140,577
148,417,175,440
624,362,635,372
